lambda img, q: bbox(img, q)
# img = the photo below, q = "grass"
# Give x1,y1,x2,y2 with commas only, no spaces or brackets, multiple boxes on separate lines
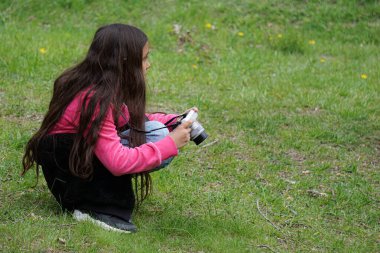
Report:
1,0,379,252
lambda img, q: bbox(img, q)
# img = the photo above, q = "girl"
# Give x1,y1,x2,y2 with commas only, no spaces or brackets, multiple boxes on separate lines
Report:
22,24,195,233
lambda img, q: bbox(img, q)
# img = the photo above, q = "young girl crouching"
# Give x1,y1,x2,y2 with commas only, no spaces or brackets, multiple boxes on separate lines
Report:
22,24,196,233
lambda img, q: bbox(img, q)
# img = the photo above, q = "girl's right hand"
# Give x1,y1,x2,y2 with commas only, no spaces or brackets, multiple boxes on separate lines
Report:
168,121,192,148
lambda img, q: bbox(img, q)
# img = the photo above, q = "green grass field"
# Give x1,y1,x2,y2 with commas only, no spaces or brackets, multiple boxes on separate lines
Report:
1,0,379,252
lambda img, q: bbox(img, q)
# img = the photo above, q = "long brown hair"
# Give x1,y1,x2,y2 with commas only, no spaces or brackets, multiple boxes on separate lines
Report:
22,24,152,204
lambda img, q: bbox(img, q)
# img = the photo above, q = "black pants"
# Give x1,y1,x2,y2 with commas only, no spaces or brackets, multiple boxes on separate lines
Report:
37,134,134,221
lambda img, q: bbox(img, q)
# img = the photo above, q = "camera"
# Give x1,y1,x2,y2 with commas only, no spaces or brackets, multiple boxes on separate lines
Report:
181,110,208,145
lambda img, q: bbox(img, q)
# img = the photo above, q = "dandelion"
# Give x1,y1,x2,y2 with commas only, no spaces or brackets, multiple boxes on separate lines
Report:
361,74,368,79
277,33,283,38
308,40,316,45
192,64,198,69
205,23,216,30
237,32,244,37
39,47,47,54
320,58,326,63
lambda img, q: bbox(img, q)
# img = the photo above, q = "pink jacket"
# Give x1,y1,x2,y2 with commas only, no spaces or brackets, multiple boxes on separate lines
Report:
49,92,178,176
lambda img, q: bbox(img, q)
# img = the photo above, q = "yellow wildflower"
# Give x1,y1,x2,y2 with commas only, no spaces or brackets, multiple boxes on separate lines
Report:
308,40,316,45
238,32,244,37
361,74,368,79
39,47,47,54
205,23,216,30
277,33,283,38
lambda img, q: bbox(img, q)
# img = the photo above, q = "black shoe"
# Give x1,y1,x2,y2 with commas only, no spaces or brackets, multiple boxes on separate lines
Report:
73,209,137,233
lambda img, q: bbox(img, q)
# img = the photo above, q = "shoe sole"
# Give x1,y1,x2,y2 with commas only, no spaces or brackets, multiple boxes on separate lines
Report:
73,209,132,234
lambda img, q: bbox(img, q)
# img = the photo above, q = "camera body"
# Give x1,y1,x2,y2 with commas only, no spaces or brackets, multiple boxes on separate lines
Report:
181,110,208,145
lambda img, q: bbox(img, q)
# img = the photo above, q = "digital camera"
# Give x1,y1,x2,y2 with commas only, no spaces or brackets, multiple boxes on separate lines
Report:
181,110,208,145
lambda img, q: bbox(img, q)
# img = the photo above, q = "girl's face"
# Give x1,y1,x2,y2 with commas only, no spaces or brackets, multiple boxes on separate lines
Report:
142,42,150,76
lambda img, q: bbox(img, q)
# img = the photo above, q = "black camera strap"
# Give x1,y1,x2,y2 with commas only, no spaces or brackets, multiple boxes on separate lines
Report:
120,113,187,134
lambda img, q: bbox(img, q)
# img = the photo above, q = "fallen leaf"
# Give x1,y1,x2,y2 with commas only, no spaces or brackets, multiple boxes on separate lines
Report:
57,238,66,245
307,190,328,198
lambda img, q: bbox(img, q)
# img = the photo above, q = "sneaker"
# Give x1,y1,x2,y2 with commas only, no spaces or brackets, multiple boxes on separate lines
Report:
73,209,137,233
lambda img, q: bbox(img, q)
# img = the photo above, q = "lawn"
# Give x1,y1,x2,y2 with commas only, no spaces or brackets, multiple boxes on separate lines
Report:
0,0,379,252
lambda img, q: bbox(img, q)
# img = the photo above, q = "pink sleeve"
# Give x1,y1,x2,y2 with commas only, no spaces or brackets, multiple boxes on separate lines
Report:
146,113,179,131
94,109,178,176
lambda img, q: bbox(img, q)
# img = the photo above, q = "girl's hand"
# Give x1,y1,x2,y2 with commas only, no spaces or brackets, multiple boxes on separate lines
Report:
183,107,198,115
168,120,192,148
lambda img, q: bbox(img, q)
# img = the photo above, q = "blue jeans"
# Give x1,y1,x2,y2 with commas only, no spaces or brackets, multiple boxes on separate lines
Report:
120,121,174,172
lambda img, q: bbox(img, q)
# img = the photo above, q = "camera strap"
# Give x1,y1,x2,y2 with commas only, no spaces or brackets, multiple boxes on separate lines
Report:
121,113,186,134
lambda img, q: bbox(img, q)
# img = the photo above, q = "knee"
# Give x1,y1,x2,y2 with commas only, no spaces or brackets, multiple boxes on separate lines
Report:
145,121,169,138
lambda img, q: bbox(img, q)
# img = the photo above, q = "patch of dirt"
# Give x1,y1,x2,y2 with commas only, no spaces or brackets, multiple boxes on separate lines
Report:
296,106,323,116
285,149,306,164
203,181,223,192
171,24,194,53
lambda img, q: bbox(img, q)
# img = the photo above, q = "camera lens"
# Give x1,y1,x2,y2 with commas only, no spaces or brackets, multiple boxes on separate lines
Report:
193,131,208,145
